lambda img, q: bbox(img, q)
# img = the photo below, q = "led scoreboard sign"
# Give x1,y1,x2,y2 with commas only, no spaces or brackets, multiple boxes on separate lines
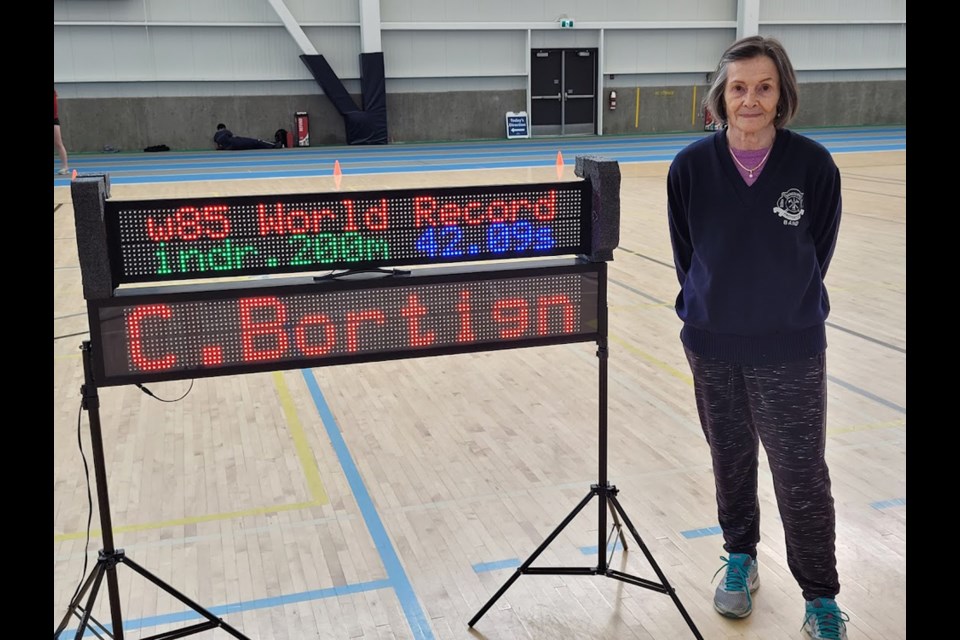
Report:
73,158,618,386
88,261,602,387
106,182,591,284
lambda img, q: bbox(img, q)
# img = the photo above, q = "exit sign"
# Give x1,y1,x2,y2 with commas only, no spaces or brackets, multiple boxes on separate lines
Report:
560,19,574,28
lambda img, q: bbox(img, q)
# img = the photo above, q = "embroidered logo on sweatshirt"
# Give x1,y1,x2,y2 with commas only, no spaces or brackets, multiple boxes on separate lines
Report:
774,188,804,226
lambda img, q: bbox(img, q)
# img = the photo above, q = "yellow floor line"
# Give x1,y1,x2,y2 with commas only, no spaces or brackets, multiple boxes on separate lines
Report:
54,372,330,542
273,370,329,505
827,418,906,435
609,332,904,435
53,500,318,542
609,332,693,384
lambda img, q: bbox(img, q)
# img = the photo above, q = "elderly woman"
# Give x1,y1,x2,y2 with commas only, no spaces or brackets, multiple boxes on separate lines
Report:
666,36,848,640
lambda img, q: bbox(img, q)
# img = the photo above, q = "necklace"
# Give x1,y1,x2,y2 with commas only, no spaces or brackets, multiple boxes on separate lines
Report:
729,145,772,179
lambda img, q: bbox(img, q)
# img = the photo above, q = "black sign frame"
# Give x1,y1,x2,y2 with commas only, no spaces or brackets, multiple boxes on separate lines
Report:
87,259,605,387
104,181,592,285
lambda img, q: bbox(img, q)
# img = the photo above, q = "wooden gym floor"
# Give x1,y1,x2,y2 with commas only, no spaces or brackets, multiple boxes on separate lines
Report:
53,128,906,639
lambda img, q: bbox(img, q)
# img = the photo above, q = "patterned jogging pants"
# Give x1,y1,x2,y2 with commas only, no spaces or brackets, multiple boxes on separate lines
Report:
684,348,840,601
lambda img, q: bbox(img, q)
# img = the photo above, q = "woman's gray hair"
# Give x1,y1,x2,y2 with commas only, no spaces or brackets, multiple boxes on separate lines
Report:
704,35,799,129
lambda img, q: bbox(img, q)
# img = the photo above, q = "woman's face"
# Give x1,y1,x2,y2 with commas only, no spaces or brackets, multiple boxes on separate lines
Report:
723,55,780,138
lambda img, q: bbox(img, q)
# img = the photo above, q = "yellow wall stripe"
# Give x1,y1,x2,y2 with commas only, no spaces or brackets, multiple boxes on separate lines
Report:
635,87,640,128
691,85,697,127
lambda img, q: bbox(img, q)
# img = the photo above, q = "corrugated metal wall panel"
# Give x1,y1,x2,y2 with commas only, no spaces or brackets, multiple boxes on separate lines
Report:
53,0,361,24
383,0,542,22
383,31,526,78
283,0,360,23
763,24,905,70
303,27,362,75
55,26,154,83
605,29,734,75
798,69,906,83
144,0,277,23
387,77,528,92
760,0,905,23
54,80,346,99
53,0,146,22
162,27,301,81
54,25,361,84
529,31,601,49
574,0,736,22
381,0,736,22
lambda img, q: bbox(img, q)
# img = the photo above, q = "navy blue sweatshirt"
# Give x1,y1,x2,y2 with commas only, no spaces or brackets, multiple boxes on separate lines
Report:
667,128,842,365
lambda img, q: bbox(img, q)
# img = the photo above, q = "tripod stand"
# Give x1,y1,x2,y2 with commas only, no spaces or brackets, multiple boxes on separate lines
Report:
468,321,704,638
54,341,251,640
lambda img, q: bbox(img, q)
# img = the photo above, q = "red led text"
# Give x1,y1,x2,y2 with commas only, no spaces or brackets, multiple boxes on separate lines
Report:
146,205,231,242
257,199,389,235
413,191,557,227
122,288,580,374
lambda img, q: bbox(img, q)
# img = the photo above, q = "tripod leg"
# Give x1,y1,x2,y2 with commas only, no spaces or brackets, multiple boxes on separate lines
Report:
467,567,522,628
608,493,704,640
70,564,108,640
469,488,598,627
54,563,105,638
607,503,628,552
121,555,250,639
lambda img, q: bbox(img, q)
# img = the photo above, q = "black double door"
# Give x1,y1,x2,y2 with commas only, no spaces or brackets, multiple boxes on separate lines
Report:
530,48,597,135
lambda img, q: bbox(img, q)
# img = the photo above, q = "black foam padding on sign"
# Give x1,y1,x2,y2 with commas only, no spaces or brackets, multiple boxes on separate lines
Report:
574,156,620,262
71,175,114,300
77,172,111,198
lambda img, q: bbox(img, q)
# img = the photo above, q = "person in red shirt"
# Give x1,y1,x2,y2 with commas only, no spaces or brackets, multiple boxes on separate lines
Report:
54,88,70,175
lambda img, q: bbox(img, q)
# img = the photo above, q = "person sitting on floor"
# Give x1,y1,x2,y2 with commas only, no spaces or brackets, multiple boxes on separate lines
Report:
213,123,279,150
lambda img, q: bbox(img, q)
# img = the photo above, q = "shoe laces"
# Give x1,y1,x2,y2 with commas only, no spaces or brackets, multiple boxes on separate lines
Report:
803,599,850,639
712,555,752,593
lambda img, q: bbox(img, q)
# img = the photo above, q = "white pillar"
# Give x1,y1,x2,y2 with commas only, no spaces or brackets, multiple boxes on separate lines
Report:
358,0,383,53
737,0,760,39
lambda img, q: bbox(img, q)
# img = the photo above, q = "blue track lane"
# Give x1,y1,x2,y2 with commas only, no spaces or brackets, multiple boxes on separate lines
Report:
54,126,905,185
302,368,435,640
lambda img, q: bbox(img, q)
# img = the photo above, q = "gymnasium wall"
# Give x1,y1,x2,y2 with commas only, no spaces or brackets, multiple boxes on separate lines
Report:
53,0,906,152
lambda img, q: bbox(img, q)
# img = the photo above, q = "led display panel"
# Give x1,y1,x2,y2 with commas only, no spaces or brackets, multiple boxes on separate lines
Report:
89,261,603,386
105,182,591,284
